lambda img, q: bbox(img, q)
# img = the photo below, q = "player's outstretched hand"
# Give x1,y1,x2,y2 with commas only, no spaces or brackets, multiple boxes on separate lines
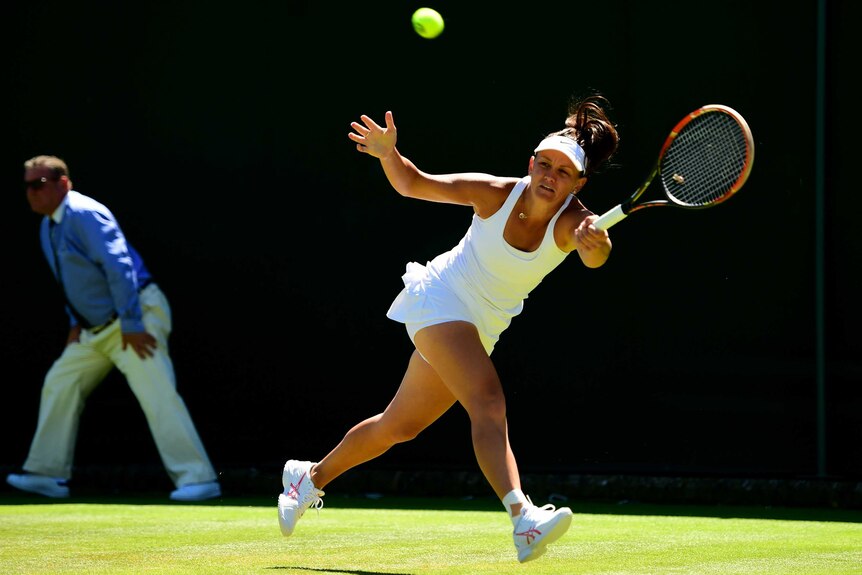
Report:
349,110,397,159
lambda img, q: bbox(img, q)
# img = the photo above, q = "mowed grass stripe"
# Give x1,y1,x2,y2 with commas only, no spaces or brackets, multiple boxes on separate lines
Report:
1,498,860,574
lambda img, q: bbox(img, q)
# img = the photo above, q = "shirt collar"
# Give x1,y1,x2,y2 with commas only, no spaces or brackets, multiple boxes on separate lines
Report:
49,193,69,225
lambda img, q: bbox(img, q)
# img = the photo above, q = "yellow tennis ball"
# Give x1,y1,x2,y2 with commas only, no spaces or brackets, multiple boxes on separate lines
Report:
412,7,444,39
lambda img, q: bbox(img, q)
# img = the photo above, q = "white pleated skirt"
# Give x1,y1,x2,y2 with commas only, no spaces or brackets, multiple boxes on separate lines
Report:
386,261,499,355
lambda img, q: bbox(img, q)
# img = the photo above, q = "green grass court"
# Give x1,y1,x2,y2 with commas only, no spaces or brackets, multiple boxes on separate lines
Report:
2,494,861,574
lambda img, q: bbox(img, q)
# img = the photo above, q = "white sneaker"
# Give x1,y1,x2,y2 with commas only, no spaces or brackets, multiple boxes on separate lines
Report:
278,460,324,536
513,499,574,563
6,473,70,498
169,481,222,502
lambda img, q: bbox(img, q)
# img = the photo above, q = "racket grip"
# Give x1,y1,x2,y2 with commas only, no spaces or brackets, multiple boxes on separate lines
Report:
593,204,627,230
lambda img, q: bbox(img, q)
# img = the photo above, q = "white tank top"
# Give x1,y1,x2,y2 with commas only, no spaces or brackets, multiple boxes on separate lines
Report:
424,175,573,334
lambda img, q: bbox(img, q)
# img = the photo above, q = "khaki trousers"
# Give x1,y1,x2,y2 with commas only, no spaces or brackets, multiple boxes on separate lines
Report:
23,283,217,487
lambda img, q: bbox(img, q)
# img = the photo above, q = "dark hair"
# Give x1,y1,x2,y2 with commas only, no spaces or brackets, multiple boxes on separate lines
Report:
24,155,70,179
547,94,619,177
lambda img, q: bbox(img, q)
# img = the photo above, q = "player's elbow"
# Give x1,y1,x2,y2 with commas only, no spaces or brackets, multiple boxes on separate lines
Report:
580,244,611,268
583,258,607,269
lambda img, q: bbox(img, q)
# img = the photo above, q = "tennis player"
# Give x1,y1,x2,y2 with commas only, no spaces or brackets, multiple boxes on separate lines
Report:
279,94,620,563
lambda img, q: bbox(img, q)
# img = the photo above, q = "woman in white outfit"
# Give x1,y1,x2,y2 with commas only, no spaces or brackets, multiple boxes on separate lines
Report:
279,94,620,563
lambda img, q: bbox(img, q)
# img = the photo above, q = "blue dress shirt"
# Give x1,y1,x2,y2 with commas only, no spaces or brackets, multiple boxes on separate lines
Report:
42,191,152,333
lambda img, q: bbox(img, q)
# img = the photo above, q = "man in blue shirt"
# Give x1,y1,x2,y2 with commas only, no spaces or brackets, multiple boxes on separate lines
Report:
7,155,221,501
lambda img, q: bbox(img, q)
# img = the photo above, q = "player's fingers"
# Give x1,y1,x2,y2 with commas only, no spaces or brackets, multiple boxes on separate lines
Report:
575,226,599,249
360,114,383,132
350,121,370,135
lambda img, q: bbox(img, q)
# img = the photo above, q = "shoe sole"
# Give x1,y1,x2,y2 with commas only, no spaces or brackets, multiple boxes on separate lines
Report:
279,460,317,537
6,476,70,498
279,461,304,536
278,493,299,536
518,510,573,563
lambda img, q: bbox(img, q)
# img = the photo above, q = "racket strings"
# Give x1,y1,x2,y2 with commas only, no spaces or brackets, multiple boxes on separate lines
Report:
660,112,750,207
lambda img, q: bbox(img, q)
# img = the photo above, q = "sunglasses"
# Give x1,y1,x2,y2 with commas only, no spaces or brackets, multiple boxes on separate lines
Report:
24,176,57,191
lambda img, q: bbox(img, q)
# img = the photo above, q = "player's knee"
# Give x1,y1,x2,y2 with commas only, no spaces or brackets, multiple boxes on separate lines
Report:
464,390,507,423
391,425,423,444
380,418,427,444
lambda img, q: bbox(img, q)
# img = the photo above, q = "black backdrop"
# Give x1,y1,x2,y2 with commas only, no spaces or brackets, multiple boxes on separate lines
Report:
3,1,859,489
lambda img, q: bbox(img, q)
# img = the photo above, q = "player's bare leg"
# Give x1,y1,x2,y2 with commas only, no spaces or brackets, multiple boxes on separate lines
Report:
413,321,520,501
279,348,457,536
311,350,457,490
415,321,573,563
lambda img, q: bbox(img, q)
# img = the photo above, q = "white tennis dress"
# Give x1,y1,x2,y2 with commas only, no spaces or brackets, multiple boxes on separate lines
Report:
386,175,574,355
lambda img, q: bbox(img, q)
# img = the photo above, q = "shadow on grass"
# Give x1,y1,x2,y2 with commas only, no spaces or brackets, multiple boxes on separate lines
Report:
265,567,410,575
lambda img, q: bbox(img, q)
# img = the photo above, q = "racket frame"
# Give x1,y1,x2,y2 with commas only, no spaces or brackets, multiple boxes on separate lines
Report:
594,104,754,230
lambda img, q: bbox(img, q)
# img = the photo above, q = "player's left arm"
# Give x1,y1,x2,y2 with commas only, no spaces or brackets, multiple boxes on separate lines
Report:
352,110,516,210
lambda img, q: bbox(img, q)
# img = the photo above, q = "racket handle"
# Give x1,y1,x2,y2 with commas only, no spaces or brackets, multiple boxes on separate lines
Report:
593,204,627,230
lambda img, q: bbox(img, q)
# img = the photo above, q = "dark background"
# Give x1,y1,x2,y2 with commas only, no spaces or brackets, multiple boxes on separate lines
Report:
2,0,859,496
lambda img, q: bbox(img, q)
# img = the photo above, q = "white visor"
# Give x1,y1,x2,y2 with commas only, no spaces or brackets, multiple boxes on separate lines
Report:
534,136,587,173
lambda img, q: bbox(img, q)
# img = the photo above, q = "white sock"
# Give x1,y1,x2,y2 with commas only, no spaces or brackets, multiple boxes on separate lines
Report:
502,488,528,527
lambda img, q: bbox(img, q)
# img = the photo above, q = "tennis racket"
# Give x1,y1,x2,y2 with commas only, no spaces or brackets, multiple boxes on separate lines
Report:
594,104,755,230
